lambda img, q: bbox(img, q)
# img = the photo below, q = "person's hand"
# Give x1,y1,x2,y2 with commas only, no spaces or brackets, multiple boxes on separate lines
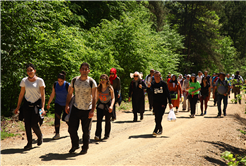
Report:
190,87,194,89
14,107,19,114
118,94,120,98
169,104,173,109
148,83,151,88
139,84,142,89
40,107,46,116
108,106,113,113
47,104,50,110
224,93,227,96
65,105,70,114
191,91,195,95
128,97,131,102
88,110,94,119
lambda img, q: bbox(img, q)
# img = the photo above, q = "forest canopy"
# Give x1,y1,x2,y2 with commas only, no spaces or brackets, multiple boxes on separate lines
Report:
1,1,245,116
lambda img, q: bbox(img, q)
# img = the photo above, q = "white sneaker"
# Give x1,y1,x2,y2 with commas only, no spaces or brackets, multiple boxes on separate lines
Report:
52,134,60,140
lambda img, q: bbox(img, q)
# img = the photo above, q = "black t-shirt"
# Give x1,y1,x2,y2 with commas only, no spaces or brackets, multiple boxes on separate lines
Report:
205,75,211,86
151,80,171,105
200,83,210,96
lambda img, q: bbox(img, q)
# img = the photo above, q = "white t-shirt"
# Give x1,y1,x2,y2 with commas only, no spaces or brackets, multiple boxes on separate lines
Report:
197,75,203,84
70,76,97,110
20,77,46,103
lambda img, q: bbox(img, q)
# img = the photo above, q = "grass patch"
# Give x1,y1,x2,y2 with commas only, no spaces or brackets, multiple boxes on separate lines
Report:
1,130,19,140
17,121,25,131
46,121,54,126
118,101,132,111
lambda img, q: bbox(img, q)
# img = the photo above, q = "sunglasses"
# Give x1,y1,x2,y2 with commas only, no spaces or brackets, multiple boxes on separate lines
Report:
134,75,138,78
110,73,114,75
100,78,107,82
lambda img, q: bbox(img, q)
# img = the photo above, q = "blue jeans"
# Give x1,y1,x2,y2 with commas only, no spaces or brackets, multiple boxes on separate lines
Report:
217,94,228,116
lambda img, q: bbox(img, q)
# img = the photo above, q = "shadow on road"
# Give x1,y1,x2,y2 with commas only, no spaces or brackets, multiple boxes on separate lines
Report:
41,136,69,143
176,116,190,119
1,147,38,154
128,134,169,139
39,152,81,161
114,120,140,123
203,156,226,165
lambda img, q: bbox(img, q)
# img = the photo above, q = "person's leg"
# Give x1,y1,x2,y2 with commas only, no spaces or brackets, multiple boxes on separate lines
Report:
153,103,160,133
158,105,166,133
147,89,153,110
234,88,238,103
68,106,80,149
217,95,222,116
189,96,195,115
223,95,228,116
54,103,63,134
183,94,187,110
23,108,33,147
112,103,116,120
204,96,209,112
193,95,198,115
104,109,112,138
95,108,103,139
200,97,204,113
239,89,241,104
30,108,42,144
81,110,92,151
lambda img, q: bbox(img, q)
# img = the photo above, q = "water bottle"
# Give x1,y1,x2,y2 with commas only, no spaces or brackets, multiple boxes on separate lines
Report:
39,109,44,119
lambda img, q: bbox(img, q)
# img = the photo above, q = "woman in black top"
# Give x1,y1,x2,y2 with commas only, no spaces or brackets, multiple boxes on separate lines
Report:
200,77,211,115
128,71,147,122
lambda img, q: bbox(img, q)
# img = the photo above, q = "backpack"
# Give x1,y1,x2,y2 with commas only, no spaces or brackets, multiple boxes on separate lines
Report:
54,81,69,92
72,76,93,90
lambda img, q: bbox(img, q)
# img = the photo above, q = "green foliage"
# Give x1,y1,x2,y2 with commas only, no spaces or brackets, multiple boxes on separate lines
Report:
1,130,19,140
221,151,246,166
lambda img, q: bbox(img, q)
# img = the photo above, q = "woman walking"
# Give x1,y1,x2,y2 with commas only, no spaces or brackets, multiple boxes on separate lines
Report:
128,71,147,122
47,71,69,140
200,77,211,115
186,73,201,118
14,64,46,150
95,74,115,140
109,68,121,121
168,75,183,113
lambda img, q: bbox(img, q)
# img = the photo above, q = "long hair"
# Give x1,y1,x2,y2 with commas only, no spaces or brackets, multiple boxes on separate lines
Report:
190,76,197,83
201,77,207,86
97,74,112,93
170,75,178,84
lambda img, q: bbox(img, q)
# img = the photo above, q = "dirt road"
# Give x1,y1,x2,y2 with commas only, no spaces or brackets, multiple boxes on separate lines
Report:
1,97,245,165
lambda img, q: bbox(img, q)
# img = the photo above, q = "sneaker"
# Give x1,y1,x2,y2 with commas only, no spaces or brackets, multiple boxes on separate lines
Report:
204,111,207,115
111,118,116,121
37,134,43,146
133,119,137,122
69,146,79,153
24,144,32,150
153,132,158,136
224,113,227,116
103,136,109,140
52,133,60,140
94,136,101,141
80,149,87,154
200,113,203,116
217,115,221,118
140,116,143,120
157,131,162,135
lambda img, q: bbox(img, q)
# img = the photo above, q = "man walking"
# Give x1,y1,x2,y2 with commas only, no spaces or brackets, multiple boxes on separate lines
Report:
182,74,191,111
232,71,244,104
145,69,155,111
151,71,173,136
65,62,97,154
213,72,230,118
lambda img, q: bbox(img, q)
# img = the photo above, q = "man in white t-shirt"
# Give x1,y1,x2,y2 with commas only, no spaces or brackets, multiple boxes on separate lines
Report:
65,62,97,154
197,71,203,84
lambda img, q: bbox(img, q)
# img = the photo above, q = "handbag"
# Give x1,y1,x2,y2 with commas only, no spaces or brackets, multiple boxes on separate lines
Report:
170,91,178,100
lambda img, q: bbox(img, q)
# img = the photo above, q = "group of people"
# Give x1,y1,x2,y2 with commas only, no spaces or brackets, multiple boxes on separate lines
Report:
14,63,245,154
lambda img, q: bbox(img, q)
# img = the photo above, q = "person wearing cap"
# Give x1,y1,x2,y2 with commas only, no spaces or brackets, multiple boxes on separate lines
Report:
151,71,173,136
47,71,70,140
213,72,230,117
128,71,147,122
232,71,244,104
186,73,201,118
145,69,155,111
182,74,191,111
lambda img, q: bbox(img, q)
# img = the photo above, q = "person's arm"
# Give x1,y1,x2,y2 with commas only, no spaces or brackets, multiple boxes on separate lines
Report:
65,85,74,114
47,86,55,110
163,82,173,109
178,82,183,96
89,87,97,119
128,81,132,102
14,87,25,114
186,82,193,91
213,86,217,99
141,81,147,89
109,86,115,113
40,86,46,115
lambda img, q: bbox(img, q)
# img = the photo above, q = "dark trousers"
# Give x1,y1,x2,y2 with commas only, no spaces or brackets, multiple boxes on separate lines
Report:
200,96,209,112
217,94,228,116
23,106,42,146
233,87,241,104
133,110,143,121
153,102,166,133
188,94,198,115
95,108,112,139
214,92,218,105
112,103,116,119
147,88,153,110
54,103,67,134
68,106,92,150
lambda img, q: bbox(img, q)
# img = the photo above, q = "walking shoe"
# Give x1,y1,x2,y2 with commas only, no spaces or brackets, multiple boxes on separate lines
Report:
111,118,116,121
224,113,227,116
94,136,101,141
140,116,143,120
204,111,207,115
217,115,221,118
80,149,87,155
152,132,158,136
24,144,32,150
157,131,162,135
200,113,203,116
52,133,60,140
103,136,109,140
37,134,43,146
69,146,79,153
182,109,186,111
133,119,137,122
